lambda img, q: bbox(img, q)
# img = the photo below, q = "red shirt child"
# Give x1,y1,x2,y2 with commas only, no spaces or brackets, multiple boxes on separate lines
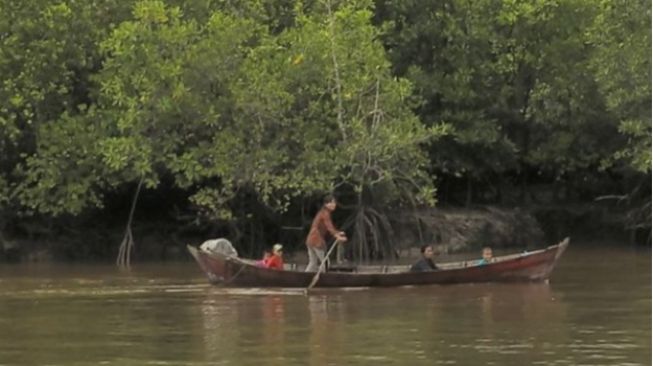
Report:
264,244,284,270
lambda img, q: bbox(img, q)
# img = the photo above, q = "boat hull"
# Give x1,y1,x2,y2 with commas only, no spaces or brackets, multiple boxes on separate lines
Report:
188,238,569,288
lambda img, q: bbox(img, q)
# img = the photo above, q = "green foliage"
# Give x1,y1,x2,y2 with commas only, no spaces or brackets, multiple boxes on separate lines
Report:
377,0,649,191
235,0,446,208
31,0,439,223
0,0,134,214
16,110,109,215
0,0,649,254
589,0,651,173
377,0,517,178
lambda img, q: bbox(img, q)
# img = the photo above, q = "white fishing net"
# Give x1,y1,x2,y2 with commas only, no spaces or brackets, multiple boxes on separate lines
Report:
199,238,238,258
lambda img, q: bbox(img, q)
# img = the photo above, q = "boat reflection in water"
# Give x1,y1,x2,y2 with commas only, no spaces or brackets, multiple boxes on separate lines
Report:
198,284,568,365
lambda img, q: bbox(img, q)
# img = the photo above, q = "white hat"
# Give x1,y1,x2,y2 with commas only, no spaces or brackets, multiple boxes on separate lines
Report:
272,244,283,253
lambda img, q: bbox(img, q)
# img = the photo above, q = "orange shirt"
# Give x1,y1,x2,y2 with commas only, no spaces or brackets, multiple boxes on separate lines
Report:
265,254,284,270
305,208,339,248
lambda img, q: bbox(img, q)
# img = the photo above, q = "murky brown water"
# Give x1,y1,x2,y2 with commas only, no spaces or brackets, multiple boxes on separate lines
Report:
0,244,650,365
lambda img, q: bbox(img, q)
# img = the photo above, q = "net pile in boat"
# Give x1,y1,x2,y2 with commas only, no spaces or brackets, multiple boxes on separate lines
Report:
199,238,238,258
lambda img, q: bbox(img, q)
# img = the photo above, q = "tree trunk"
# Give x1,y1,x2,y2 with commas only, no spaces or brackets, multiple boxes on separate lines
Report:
116,176,144,268
465,175,472,207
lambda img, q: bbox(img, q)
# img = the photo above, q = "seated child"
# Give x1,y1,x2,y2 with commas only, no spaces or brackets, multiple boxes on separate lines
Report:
256,250,271,267
478,247,493,265
264,244,284,270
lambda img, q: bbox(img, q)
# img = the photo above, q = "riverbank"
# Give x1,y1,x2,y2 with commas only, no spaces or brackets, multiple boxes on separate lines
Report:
0,202,644,263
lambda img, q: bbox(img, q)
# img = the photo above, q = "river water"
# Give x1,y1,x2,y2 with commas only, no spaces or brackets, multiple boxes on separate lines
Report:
0,244,650,365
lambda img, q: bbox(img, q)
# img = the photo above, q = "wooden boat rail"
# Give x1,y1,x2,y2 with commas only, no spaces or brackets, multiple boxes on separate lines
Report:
220,242,563,273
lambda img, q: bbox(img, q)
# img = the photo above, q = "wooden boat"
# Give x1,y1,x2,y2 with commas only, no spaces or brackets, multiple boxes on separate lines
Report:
188,237,569,288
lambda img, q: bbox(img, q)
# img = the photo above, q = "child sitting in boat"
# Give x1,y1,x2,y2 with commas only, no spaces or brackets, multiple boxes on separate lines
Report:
264,244,284,270
477,247,493,265
255,250,271,267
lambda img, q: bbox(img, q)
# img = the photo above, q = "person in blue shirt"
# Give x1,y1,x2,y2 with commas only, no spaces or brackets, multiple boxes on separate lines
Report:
478,247,493,265
410,245,439,272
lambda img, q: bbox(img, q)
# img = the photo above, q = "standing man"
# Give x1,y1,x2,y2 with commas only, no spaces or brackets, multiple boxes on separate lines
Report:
305,195,347,272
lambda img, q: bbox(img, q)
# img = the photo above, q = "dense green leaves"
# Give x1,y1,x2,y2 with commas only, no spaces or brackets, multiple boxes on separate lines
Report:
376,0,649,199
589,0,651,173
8,0,438,221
0,0,134,214
0,0,649,252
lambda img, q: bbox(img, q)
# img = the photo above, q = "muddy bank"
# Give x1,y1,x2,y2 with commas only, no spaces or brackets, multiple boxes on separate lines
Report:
389,203,637,257
390,206,545,255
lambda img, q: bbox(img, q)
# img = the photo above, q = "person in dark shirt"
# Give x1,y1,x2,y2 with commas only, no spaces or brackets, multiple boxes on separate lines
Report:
410,245,439,272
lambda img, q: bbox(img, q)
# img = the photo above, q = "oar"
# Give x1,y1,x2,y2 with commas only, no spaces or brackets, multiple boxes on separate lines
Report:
306,240,340,291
